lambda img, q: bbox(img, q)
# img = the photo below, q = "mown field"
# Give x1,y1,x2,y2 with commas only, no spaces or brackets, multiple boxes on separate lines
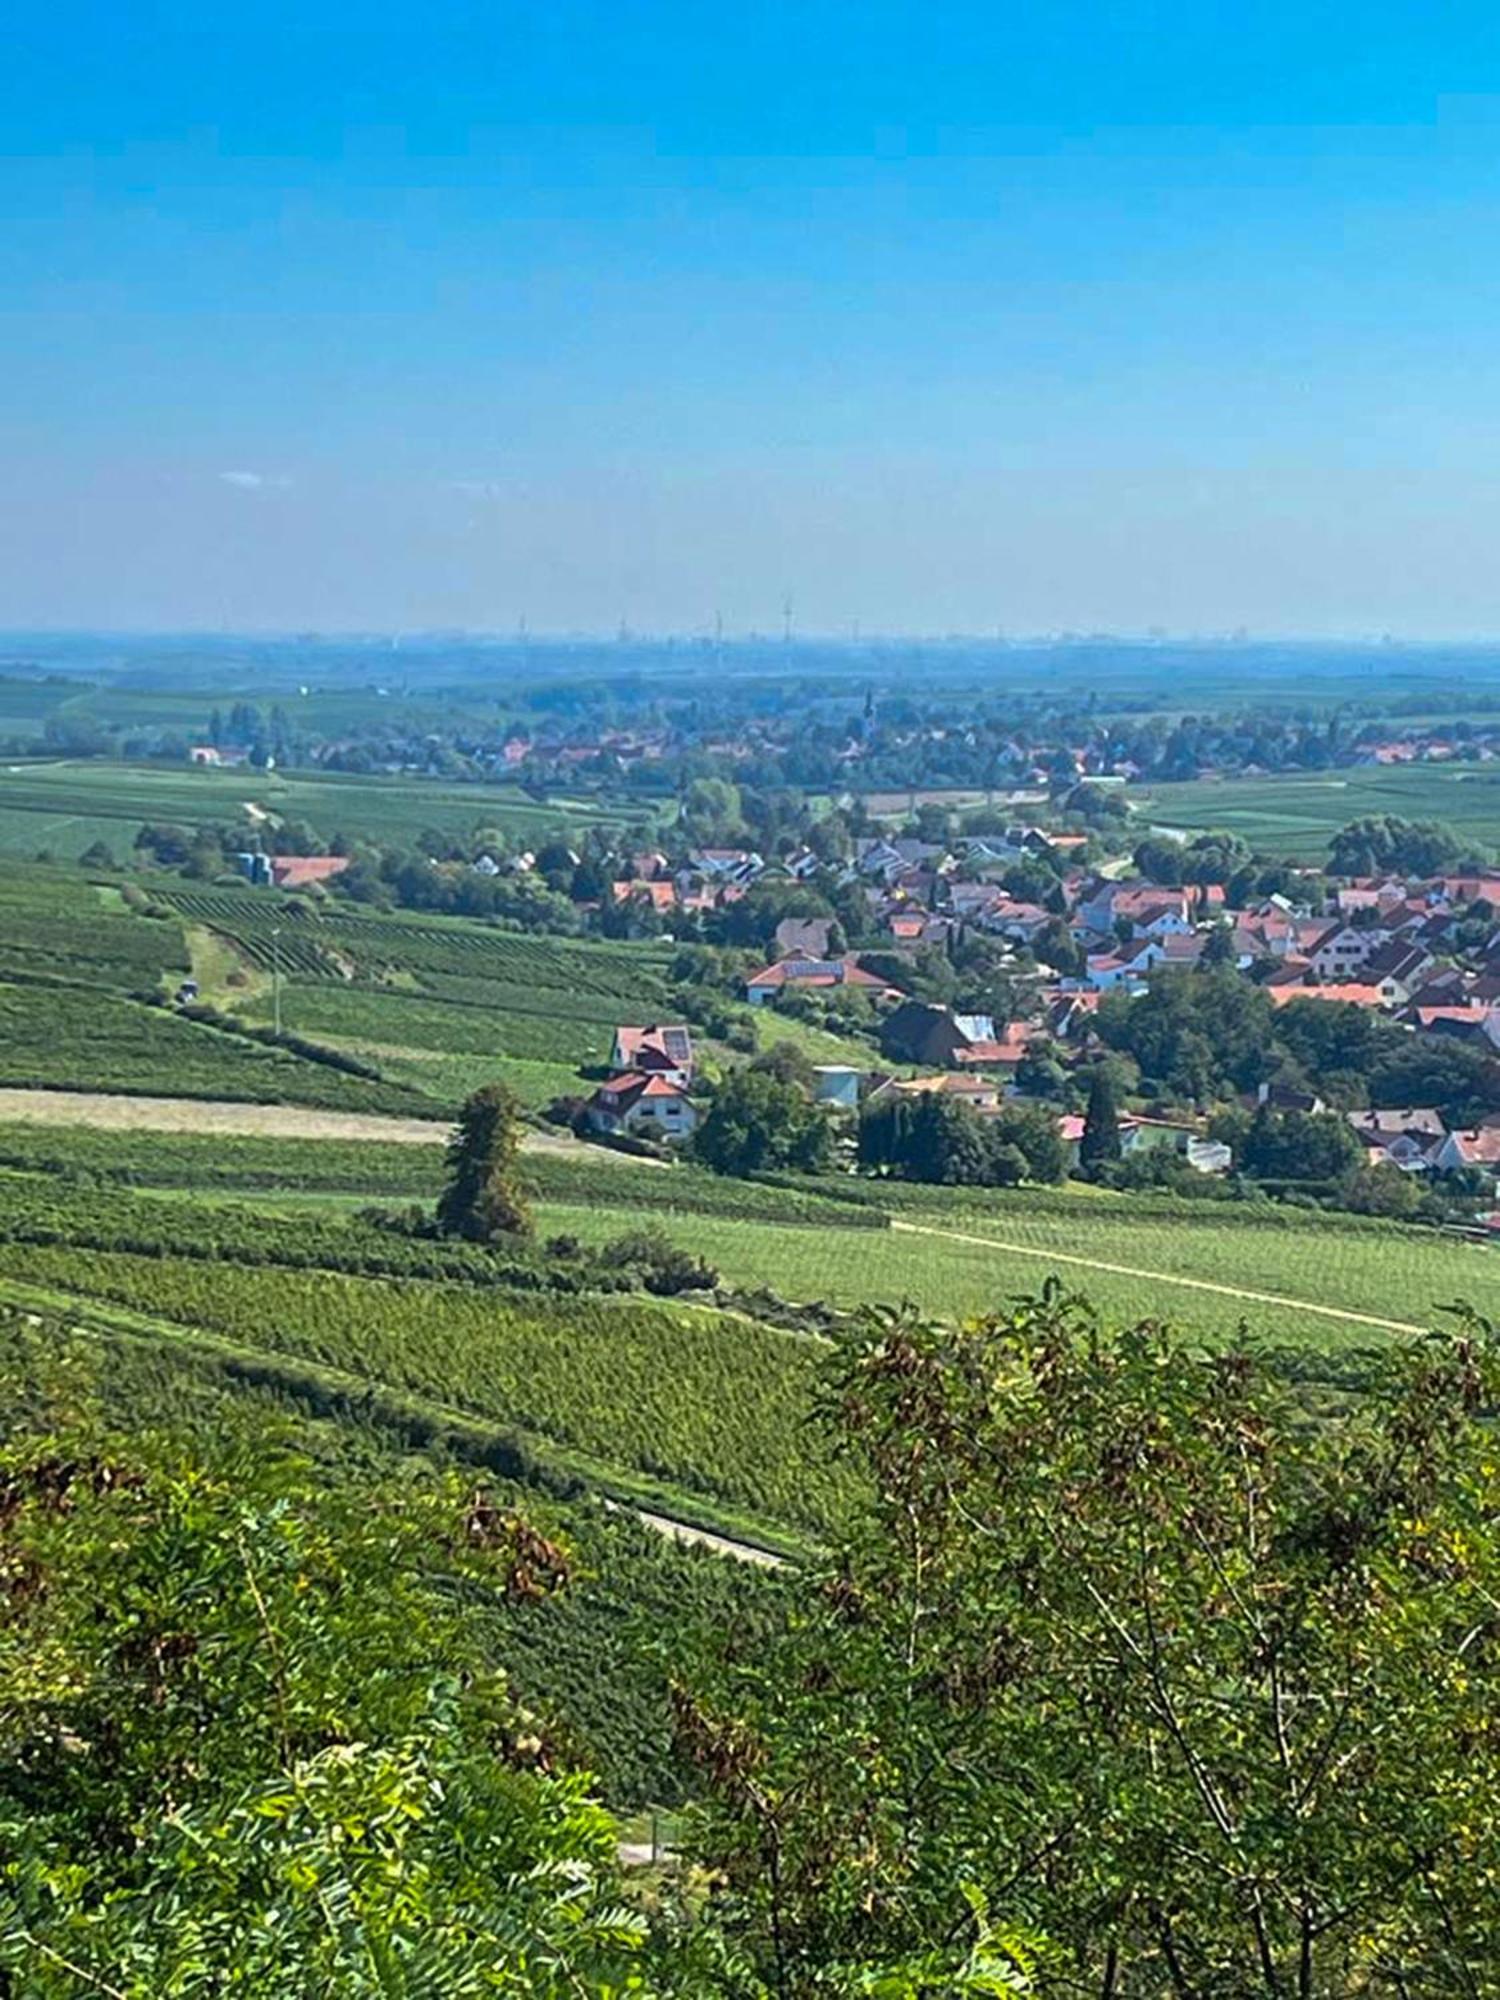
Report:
0,756,641,858
1135,763,1500,861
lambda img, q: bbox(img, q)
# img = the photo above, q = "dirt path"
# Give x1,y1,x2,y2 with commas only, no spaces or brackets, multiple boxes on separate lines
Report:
0,1086,665,1165
891,1219,1428,1336
628,1506,787,1568
0,1088,449,1145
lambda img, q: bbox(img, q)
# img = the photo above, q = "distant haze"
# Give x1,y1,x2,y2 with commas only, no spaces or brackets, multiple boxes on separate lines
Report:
6,1,1500,636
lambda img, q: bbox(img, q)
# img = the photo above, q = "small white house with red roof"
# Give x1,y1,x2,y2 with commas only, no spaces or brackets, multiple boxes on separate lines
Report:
586,1072,699,1143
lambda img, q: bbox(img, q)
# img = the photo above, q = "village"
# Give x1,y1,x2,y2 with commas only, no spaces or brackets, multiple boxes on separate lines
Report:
583,824,1500,1205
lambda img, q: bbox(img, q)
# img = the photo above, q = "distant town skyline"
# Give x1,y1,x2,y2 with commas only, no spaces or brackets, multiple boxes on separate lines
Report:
6,0,1500,635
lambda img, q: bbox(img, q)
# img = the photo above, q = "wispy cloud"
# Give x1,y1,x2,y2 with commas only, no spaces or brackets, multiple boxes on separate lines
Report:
218,470,291,491
450,479,504,501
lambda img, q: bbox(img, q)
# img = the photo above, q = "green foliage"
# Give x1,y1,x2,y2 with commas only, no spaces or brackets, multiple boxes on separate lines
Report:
857,1094,1064,1188
694,1069,833,1178
1097,967,1277,1102
438,1083,535,1240
1078,1066,1122,1175
1328,812,1472,877
1238,1103,1363,1182
0,1349,689,1997
681,1293,1500,1994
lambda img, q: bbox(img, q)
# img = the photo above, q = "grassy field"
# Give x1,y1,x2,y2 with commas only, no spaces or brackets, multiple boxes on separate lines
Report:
4,1090,1486,1358
0,757,648,858
1135,763,1500,861
529,1174,1497,1352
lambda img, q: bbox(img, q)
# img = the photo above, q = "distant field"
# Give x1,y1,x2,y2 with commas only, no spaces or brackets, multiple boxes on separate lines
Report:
0,757,646,858
1135,763,1500,860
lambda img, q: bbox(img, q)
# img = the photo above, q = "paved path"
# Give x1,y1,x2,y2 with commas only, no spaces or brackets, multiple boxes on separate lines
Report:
891,1219,1428,1335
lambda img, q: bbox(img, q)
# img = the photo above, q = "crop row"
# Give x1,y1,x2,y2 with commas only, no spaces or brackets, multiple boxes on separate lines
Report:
157,889,674,1002
0,1298,773,1806
0,1239,847,1535
0,1124,890,1231
0,983,439,1117
0,872,189,988
0,1122,446,1194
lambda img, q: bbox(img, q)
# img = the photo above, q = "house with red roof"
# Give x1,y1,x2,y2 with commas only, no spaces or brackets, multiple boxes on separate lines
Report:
1433,1125,1500,1183
744,956,902,1005
586,1072,699,1144
609,1023,695,1087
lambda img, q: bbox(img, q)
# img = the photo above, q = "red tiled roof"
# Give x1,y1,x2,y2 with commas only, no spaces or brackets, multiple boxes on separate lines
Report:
269,855,349,888
1269,983,1385,1008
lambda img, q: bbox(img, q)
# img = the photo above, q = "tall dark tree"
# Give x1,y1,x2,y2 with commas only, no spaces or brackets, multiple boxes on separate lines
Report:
1078,1066,1122,1177
436,1082,533,1240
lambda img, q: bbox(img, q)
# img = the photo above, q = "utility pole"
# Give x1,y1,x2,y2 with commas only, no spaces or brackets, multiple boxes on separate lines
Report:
271,925,282,1038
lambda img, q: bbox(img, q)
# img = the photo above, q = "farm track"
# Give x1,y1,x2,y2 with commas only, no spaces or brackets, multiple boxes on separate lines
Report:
0,1087,661,1164
890,1219,1429,1335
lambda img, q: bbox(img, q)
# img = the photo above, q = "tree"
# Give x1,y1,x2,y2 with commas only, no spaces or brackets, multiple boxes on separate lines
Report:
1239,1104,1362,1183
694,1068,832,1177
436,1082,533,1239
680,1294,1500,1994
1078,1065,1122,1176
0,1331,691,1997
1200,919,1235,968
907,1093,992,1186
1328,814,1469,879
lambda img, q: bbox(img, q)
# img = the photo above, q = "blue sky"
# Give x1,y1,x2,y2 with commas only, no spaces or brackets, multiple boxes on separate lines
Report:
5,0,1500,634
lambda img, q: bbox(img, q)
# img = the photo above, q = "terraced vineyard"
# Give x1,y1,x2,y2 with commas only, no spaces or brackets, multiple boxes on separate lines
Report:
159,889,679,1098
0,866,189,988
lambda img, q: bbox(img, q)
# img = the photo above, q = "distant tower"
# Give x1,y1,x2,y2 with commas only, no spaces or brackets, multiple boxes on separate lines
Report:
782,594,794,645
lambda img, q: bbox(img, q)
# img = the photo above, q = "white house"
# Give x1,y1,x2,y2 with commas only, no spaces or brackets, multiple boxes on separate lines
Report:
1309,925,1390,983
586,1073,699,1143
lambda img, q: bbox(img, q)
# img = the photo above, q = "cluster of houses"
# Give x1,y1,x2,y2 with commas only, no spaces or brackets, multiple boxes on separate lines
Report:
740,846,1500,1039
581,1004,1500,1198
